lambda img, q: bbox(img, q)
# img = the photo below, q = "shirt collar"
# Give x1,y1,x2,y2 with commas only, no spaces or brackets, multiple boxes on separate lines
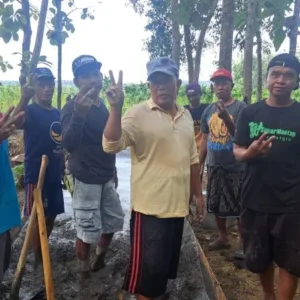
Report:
146,99,185,114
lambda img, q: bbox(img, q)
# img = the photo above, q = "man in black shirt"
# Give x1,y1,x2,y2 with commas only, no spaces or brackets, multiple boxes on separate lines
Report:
61,55,124,279
234,53,300,300
184,83,208,152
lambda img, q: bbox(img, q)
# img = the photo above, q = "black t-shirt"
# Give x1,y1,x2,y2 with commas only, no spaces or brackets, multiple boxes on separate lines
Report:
184,104,209,149
234,100,300,213
61,99,116,184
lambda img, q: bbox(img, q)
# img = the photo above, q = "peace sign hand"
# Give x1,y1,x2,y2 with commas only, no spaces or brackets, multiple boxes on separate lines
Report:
106,71,124,108
247,133,276,158
21,74,36,102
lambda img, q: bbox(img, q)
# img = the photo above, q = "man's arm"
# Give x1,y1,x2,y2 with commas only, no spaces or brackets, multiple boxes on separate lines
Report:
61,102,84,153
103,106,137,154
222,117,235,137
12,74,35,128
233,106,251,161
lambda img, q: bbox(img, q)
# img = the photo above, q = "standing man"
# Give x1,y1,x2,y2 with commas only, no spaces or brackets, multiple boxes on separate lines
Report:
234,53,300,300
13,68,65,267
102,57,204,300
0,108,24,292
184,83,209,152
61,55,124,279
199,69,246,251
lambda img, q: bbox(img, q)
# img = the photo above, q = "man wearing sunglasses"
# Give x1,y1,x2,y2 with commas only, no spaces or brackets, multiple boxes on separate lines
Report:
102,57,204,300
199,69,246,251
61,55,124,280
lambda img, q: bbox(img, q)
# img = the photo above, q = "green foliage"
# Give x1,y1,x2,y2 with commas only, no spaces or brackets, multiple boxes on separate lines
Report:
46,0,96,46
12,163,24,189
3,81,300,116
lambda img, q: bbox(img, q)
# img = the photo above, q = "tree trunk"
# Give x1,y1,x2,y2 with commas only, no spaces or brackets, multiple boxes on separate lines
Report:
19,0,32,86
289,0,300,55
193,0,218,81
56,0,63,110
29,0,49,74
243,0,257,103
170,0,181,67
219,0,235,71
184,25,194,83
256,28,263,101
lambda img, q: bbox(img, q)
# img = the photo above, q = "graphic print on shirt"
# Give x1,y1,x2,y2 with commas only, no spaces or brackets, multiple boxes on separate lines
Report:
50,121,62,144
249,122,296,142
208,112,233,151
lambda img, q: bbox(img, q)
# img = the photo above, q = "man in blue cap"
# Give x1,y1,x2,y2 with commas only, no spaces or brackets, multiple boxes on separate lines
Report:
102,57,204,300
13,67,65,268
61,55,124,279
234,53,300,300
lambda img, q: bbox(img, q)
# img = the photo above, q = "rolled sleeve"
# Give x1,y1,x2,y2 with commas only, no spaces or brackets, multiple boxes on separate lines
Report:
102,108,137,154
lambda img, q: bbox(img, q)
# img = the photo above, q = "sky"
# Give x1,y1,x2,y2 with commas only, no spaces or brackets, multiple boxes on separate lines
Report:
0,0,218,83
0,0,290,83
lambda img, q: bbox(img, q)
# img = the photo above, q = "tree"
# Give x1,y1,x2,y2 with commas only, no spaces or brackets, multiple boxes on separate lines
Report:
243,0,257,102
180,0,218,82
171,0,181,66
0,0,97,107
219,0,235,71
130,0,218,81
289,0,300,55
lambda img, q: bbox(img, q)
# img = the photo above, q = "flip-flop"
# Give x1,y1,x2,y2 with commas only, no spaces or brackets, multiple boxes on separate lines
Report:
208,239,231,251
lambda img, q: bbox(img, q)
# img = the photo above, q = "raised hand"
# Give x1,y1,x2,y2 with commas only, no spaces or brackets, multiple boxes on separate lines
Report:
21,74,36,102
106,70,124,108
74,86,98,118
247,133,276,158
0,107,25,142
216,99,230,120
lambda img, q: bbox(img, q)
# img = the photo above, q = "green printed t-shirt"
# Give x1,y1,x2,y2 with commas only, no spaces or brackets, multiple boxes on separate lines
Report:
234,100,300,213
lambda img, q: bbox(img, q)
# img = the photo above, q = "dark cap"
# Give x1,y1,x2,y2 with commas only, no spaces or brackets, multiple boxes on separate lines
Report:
267,53,300,74
72,55,102,77
147,57,179,80
186,82,202,95
34,67,55,80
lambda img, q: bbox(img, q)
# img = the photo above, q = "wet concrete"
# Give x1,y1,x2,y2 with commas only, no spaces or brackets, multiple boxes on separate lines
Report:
3,149,213,300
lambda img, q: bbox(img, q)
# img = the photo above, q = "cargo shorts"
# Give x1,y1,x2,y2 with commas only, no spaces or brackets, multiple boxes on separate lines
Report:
72,179,125,244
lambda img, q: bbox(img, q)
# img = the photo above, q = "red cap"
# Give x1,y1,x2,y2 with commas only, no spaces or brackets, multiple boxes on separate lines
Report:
210,69,233,81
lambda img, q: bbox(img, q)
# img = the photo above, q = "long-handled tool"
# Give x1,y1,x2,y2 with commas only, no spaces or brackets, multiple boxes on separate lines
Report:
10,155,54,300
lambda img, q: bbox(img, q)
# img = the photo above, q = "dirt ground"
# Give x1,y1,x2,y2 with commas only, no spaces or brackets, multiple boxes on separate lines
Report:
190,172,300,300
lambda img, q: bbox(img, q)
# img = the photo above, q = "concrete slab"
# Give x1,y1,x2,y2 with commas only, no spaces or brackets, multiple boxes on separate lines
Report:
3,149,215,300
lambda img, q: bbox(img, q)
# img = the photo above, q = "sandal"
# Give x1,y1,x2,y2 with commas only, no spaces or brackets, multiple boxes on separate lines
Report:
208,239,231,251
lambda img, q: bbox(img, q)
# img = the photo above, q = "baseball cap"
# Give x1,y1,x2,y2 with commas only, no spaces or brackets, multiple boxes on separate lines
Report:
72,55,102,77
267,53,300,74
186,82,202,95
210,69,233,82
34,67,55,79
147,57,179,80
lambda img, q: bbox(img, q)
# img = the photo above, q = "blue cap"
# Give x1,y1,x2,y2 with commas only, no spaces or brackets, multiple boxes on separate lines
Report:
72,55,102,77
34,67,55,79
147,57,179,80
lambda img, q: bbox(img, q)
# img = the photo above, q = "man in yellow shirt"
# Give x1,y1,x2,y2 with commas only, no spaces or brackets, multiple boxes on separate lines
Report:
101,57,204,300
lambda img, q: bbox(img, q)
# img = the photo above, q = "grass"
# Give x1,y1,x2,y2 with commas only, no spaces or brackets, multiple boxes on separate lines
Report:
1,82,300,113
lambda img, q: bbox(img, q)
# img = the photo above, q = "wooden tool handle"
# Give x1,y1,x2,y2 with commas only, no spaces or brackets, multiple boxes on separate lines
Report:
37,155,48,190
34,189,55,299
10,155,49,300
